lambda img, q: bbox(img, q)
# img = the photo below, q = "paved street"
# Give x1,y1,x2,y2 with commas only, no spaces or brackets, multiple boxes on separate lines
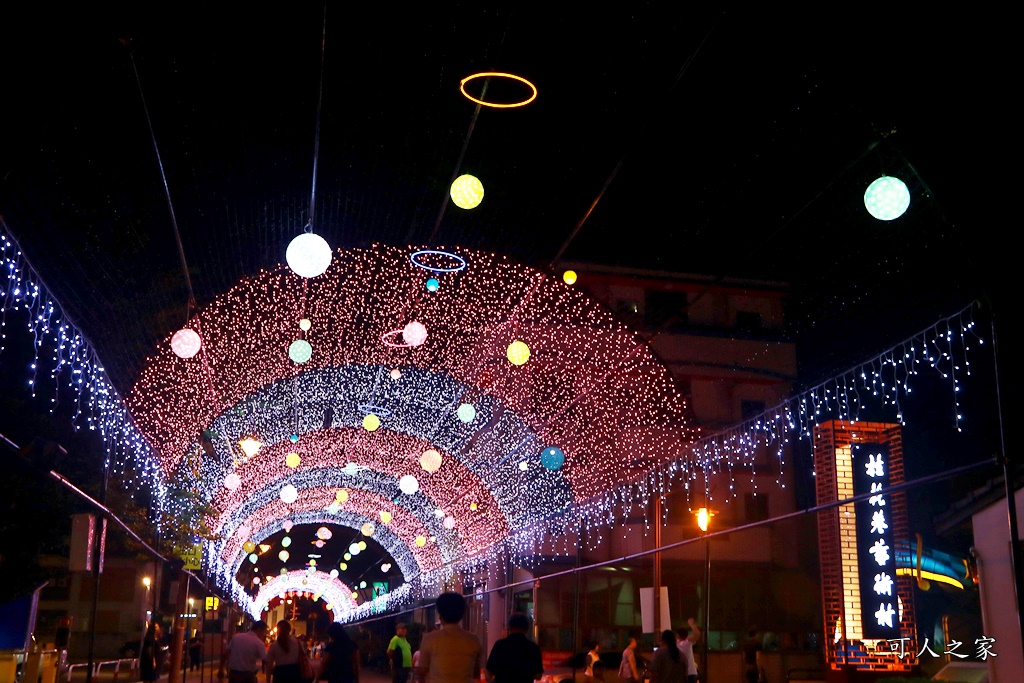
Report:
61,661,392,683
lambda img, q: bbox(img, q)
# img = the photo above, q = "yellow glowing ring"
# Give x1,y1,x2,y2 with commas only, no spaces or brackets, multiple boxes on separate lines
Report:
459,72,537,109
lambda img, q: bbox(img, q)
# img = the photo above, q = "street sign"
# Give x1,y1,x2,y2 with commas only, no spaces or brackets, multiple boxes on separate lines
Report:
178,543,202,570
205,596,220,612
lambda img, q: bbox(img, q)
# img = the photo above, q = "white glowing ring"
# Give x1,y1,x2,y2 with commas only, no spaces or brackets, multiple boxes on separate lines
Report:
381,329,415,348
409,250,467,273
357,404,392,417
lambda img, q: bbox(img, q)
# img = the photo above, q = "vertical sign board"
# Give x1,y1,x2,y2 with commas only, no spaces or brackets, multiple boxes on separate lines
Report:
852,443,900,640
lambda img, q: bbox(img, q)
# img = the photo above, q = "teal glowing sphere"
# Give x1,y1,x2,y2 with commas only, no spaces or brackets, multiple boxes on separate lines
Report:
289,434,299,443
289,339,312,363
426,278,440,292
541,446,565,470
864,176,910,221
456,403,476,423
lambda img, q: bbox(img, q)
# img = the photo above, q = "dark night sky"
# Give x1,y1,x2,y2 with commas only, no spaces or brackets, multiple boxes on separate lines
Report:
0,7,1013,547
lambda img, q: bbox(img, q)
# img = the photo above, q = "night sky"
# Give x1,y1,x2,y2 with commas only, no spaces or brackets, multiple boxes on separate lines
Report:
0,7,1012,568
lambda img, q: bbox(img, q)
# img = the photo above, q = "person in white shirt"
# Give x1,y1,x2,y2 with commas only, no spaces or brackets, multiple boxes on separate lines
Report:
675,619,701,683
220,622,269,683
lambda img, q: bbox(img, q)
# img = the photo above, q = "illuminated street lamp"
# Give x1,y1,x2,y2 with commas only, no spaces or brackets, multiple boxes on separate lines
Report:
696,508,715,683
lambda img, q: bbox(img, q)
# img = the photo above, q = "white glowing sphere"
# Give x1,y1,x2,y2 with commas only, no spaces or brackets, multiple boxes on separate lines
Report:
282,536,292,548
450,174,484,209
330,569,339,578
390,368,401,380
518,461,529,471
403,321,428,347
286,232,332,278
253,577,261,585
299,318,312,331
171,328,202,359
864,176,910,221
363,414,381,431
507,340,531,365
349,543,361,555
420,449,442,473
289,339,312,363
280,484,298,504
380,510,393,524
361,522,376,536
317,526,333,540
443,516,456,530
434,508,445,518
399,475,419,495
380,563,392,573
359,580,367,589
248,553,258,564
282,520,293,532
223,473,242,490
456,403,476,423
279,550,290,562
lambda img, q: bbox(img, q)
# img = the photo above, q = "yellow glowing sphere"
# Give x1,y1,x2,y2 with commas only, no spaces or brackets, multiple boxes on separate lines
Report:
243,541,256,554
344,553,352,561
339,562,348,571
470,502,478,511
361,522,375,536
358,541,367,551
363,414,381,431
450,174,484,209
336,489,349,503
415,535,427,547
351,592,358,599
299,318,312,331
420,449,442,473
563,270,577,285
506,340,530,365
380,510,393,524
286,452,301,468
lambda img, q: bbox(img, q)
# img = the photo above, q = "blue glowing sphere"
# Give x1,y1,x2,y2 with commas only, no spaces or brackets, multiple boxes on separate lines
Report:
289,434,299,443
541,447,565,471
426,278,440,292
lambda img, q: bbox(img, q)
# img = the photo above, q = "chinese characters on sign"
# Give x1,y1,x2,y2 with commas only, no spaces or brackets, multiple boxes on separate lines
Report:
886,636,997,660
853,444,899,639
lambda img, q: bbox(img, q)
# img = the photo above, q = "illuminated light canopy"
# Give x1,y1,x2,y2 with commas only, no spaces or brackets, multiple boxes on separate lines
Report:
223,473,242,490
362,414,381,432
426,278,440,292
456,403,476,423
280,484,298,504
286,232,332,278
459,72,538,108
864,176,911,221
170,328,202,359
299,318,312,332
419,449,442,473
450,174,485,210
562,270,577,286
289,339,313,364
402,321,428,347
506,340,530,365
540,446,565,471
285,452,301,468
399,475,419,495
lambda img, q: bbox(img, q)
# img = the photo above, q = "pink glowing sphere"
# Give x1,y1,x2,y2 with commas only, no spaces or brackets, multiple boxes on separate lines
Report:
283,520,294,532
170,328,202,359
223,473,241,490
403,321,428,347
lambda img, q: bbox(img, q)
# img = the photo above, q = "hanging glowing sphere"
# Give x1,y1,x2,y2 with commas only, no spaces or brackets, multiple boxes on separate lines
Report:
243,541,256,554
280,484,298,504
456,403,476,423
351,592,358,599
316,527,333,540
359,580,367,589
426,278,440,292
470,502,478,511
223,473,241,490
419,449,442,473
541,446,566,470
363,414,381,431
361,522,376,536
450,174,484,209
443,516,456,530
864,175,910,221
507,340,530,365
339,561,348,570
278,550,290,562
399,475,420,495
336,489,349,502
260,544,271,553
330,569,339,578
518,461,529,471
434,509,445,518
238,437,262,458
282,520,294,533
286,452,301,468
308,559,317,567
299,318,312,331
349,543,361,555
253,577,261,585
403,321,428,347
315,540,325,548
357,541,367,551
248,553,258,564
415,535,427,547
289,339,313,363
170,328,202,359
380,563,392,573
280,569,288,575
380,510,393,524
289,434,299,443
286,232,332,278
562,270,578,285
390,368,401,380
282,536,292,548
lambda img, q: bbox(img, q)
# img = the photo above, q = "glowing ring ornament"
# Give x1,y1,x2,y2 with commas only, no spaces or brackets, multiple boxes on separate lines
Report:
357,404,392,417
459,72,538,109
409,249,467,273
381,329,414,348
171,328,202,359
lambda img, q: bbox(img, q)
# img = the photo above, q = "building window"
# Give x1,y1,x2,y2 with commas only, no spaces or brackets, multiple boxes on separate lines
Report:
645,290,689,328
735,311,763,332
744,493,769,522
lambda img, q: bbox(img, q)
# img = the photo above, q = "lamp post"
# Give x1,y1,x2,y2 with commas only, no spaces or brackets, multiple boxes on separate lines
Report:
696,508,714,683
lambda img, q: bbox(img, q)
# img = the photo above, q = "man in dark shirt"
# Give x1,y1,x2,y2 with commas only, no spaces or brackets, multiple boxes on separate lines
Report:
485,614,543,683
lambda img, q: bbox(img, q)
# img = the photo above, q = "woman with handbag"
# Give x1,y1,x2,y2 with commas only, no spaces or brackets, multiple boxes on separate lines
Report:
268,621,308,683
618,637,640,683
